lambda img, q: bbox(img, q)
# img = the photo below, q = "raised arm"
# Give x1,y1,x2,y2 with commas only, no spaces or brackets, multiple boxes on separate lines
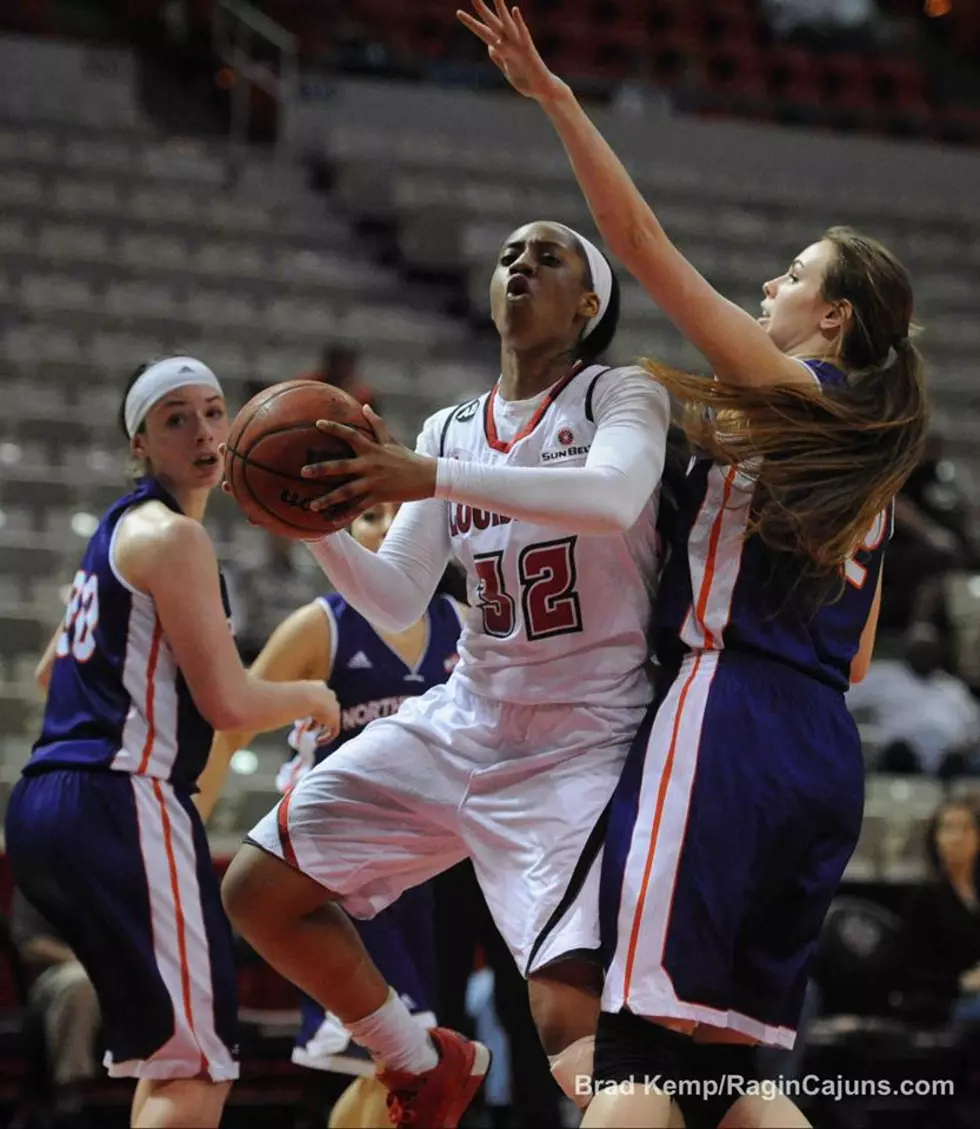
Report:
458,1,811,389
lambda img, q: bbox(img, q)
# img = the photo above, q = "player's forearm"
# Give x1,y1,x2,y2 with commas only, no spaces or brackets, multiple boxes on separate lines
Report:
307,502,448,632
435,373,668,534
210,675,312,735
540,84,666,270
434,459,651,534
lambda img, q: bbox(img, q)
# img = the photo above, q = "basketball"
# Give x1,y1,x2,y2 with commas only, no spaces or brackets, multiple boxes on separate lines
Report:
223,380,373,540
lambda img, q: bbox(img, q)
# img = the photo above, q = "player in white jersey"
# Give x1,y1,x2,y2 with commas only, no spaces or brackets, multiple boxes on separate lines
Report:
222,220,670,1128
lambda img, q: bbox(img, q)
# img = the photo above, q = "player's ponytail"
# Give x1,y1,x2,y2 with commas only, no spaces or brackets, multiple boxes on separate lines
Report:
646,227,929,596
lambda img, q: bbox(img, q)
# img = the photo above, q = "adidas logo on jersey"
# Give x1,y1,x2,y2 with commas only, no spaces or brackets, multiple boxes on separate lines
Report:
347,651,373,670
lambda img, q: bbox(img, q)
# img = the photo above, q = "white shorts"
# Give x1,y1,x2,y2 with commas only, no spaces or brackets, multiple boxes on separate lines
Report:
249,679,646,976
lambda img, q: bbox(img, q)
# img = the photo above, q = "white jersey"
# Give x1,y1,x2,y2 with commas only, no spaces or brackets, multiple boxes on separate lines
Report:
420,363,660,708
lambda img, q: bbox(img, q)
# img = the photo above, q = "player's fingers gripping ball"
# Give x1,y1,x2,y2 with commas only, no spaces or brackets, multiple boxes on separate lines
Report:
223,380,374,539
301,405,438,511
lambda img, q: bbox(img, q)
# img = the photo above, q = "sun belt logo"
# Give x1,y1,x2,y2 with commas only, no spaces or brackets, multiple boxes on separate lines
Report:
543,428,591,462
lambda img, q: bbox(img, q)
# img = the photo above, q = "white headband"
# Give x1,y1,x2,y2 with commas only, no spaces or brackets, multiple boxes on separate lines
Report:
124,356,223,437
553,223,614,340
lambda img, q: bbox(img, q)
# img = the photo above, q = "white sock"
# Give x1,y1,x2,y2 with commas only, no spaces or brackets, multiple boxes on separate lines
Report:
347,990,440,1074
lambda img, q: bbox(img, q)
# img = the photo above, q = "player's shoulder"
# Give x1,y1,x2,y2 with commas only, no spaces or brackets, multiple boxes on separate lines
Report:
121,506,217,585
119,499,202,551
420,395,488,456
318,591,350,621
795,358,846,388
113,504,211,594
317,591,370,637
584,362,669,419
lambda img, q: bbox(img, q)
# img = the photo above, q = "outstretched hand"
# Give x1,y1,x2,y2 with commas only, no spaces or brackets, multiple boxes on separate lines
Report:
457,0,566,103
300,405,438,520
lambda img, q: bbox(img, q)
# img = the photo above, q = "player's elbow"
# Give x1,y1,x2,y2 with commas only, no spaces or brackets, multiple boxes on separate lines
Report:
368,609,420,635
595,491,649,535
580,467,654,535
195,688,253,733
203,703,247,732
615,219,667,276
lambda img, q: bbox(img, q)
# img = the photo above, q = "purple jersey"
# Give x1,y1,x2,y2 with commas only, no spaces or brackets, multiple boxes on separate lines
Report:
319,592,462,757
26,477,232,790
280,592,463,790
654,360,890,690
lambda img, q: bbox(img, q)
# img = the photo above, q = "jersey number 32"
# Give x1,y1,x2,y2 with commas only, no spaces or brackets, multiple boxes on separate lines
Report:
56,569,100,663
473,536,583,641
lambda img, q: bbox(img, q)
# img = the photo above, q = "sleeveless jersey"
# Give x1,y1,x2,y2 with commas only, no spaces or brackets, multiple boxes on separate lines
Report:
27,477,232,790
425,363,660,708
279,593,462,790
654,360,891,690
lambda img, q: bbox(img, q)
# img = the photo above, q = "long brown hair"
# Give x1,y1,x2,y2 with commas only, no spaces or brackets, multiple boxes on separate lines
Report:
648,227,929,594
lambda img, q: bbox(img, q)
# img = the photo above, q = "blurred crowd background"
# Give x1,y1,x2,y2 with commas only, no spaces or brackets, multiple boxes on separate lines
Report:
0,0,979,1126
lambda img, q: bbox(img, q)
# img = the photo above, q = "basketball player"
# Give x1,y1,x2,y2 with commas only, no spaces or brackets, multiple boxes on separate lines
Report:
459,6,929,1126
4,356,340,1129
204,501,461,1129
221,219,671,1128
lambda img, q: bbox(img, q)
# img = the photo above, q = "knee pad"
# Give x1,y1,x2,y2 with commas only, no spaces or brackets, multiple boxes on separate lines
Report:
549,1035,595,1109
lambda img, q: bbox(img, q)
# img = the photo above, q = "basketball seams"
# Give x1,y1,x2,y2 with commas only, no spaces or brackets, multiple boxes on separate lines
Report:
224,382,371,537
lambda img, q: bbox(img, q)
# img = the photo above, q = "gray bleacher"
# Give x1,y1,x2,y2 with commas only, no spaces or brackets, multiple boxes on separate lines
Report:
0,47,488,840
320,103,980,472
1,43,979,869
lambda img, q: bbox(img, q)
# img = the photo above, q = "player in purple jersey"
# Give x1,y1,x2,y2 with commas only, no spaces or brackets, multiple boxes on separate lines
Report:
4,356,339,1129
461,5,930,1127
204,501,461,1128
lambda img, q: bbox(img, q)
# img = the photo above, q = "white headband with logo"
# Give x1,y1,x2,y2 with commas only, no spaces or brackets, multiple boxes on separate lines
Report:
124,356,223,438
552,223,614,340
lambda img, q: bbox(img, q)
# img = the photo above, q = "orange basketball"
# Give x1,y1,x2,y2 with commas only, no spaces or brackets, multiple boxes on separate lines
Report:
223,380,373,539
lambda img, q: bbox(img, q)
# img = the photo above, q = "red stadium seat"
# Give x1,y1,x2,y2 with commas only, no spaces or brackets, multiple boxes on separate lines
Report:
702,3,761,47
766,47,819,97
937,103,980,145
646,2,706,38
873,57,930,105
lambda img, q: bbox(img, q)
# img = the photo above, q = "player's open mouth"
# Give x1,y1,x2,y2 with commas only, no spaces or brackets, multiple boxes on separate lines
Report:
506,275,532,300
194,454,219,467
